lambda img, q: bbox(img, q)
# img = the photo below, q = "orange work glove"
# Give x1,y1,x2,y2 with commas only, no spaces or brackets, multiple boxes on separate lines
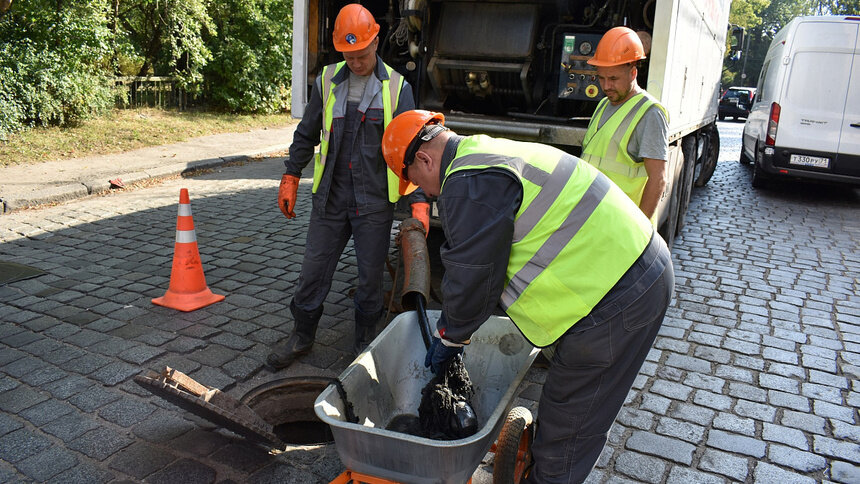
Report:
278,174,300,219
411,202,430,237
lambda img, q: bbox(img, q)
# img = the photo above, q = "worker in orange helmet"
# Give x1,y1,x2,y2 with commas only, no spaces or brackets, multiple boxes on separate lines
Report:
583,26,669,226
382,110,673,483
269,4,427,370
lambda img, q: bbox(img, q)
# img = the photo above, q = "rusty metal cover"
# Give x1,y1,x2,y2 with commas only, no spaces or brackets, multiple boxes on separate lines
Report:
133,367,285,448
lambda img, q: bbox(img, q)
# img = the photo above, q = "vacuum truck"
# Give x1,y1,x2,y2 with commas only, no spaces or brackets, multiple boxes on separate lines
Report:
290,0,743,246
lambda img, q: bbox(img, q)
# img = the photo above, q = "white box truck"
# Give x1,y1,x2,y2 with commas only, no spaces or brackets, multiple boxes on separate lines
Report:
740,15,860,188
291,0,741,246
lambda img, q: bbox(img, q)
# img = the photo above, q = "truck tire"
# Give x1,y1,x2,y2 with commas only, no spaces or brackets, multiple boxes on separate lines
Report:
676,136,697,236
493,406,533,484
694,123,719,187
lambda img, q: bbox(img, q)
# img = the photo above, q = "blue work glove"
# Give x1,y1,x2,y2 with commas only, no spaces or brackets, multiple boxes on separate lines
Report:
424,337,464,374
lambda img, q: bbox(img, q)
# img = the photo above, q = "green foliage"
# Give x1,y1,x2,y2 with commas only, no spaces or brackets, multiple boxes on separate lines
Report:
0,0,114,139
203,0,293,113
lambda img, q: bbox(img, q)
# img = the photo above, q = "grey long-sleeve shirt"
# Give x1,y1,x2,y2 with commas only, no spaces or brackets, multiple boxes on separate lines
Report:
435,136,523,343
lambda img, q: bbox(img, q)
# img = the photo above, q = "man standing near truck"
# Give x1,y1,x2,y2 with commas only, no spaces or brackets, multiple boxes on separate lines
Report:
381,109,674,483
268,4,428,370
582,26,669,223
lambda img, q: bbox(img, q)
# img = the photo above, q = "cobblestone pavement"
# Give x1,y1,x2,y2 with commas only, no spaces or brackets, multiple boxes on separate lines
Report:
1,122,858,483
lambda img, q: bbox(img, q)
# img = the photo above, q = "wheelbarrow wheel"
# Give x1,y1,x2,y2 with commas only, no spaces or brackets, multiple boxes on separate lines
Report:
493,406,533,484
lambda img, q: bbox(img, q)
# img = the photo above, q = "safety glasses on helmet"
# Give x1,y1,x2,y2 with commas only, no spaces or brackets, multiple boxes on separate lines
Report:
402,124,447,181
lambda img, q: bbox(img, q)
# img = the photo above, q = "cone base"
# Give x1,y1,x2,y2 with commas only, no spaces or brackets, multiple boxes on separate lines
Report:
152,288,225,312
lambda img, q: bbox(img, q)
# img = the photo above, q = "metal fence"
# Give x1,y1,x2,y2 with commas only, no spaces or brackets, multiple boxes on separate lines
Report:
114,76,195,109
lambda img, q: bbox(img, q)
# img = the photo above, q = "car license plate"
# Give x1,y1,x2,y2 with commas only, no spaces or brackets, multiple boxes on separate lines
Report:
789,154,830,168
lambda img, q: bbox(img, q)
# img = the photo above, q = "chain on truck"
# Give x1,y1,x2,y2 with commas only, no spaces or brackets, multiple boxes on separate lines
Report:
291,0,744,247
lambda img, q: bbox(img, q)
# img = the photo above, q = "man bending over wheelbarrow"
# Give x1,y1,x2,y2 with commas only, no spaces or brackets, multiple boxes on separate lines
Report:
381,110,675,484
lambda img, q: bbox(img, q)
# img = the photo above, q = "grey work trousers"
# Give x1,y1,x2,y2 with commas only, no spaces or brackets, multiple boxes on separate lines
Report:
525,233,674,484
292,205,394,315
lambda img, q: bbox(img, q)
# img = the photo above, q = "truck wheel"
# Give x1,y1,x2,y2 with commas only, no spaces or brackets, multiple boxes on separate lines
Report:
694,124,719,187
676,136,697,235
493,406,533,484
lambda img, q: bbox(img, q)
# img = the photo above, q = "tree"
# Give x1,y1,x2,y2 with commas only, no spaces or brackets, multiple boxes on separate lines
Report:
114,0,214,88
203,0,293,112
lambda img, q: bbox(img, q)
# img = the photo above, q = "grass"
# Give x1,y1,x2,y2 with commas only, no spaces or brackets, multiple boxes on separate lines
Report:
0,108,298,167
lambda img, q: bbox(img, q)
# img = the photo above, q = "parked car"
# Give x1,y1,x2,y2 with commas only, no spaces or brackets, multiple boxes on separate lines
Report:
718,86,756,120
741,16,860,188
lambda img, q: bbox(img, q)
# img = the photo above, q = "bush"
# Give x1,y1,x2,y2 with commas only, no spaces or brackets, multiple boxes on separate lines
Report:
204,0,293,113
0,1,113,139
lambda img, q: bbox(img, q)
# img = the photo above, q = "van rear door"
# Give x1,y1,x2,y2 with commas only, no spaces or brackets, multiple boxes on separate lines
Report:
780,20,857,169
836,19,860,175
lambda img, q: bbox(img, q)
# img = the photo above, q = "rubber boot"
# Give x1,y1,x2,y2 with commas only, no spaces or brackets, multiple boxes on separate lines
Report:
354,307,382,355
266,301,323,370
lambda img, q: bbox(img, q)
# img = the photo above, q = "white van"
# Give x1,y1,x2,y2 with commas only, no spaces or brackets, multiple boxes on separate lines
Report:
741,15,860,188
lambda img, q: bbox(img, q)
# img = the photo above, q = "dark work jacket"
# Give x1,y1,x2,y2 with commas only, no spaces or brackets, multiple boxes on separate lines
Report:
286,55,418,216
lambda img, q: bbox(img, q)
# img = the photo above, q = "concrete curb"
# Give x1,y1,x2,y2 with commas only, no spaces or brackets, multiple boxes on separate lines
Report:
0,150,287,215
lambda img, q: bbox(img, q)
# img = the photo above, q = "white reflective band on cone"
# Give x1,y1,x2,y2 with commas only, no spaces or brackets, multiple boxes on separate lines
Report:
176,230,197,243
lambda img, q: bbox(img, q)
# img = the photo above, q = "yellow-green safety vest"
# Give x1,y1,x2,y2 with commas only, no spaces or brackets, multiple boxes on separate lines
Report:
315,61,405,203
581,92,668,213
443,135,653,347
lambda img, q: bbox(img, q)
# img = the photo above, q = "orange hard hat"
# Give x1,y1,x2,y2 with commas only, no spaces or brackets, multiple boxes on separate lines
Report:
333,4,380,52
382,110,446,195
587,26,646,67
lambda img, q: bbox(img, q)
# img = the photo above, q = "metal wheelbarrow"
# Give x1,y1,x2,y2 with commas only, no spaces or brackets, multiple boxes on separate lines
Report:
315,309,539,484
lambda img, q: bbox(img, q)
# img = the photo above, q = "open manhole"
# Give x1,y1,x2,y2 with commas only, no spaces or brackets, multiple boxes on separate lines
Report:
241,377,334,445
134,368,334,448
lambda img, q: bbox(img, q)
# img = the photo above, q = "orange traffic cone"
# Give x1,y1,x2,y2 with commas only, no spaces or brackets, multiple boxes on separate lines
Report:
152,188,225,311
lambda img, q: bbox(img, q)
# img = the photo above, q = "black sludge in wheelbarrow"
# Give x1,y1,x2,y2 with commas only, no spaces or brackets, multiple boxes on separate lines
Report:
418,354,478,440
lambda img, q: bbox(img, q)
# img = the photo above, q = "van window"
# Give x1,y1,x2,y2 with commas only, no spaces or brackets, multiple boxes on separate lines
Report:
786,52,852,113
756,60,770,101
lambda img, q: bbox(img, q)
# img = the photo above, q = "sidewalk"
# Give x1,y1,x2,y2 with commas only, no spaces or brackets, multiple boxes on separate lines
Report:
0,125,298,214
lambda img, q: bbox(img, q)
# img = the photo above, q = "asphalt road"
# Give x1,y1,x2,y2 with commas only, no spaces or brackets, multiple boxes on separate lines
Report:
0,123,858,483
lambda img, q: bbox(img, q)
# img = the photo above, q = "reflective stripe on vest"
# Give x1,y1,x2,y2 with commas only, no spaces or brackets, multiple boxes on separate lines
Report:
313,61,405,203
581,93,667,206
443,135,653,347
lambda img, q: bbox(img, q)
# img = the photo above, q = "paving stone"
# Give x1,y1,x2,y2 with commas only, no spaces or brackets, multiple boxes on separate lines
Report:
712,412,756,436
692,390,732,411
0,384,49,413
753,462,815,484
831,461,860,484
42,374,94,400
813,435,860,462
625,430,695,465
734,399,776,422
831,419,860,442
15,444,78,481
98,397,156,427
249,461,328,484
0,428,52,463
768,390,810,412
706,429,766,458
649,380,692,401
0,413,23,438
67,426,134,461
665,466,724,484
781,410,826,435
19,398,75,427
813,400,855,423
767,444,826,473
762,422,809,450
728,382,767,403
670,403,715,425
68,385,122,412
613,450,666,483
49,463,114,484
131,409,195,443
698,448,749,482
107,441,178,479
210,442,273,474
656,416,705,444
40,412,101,442
145,457,217,484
